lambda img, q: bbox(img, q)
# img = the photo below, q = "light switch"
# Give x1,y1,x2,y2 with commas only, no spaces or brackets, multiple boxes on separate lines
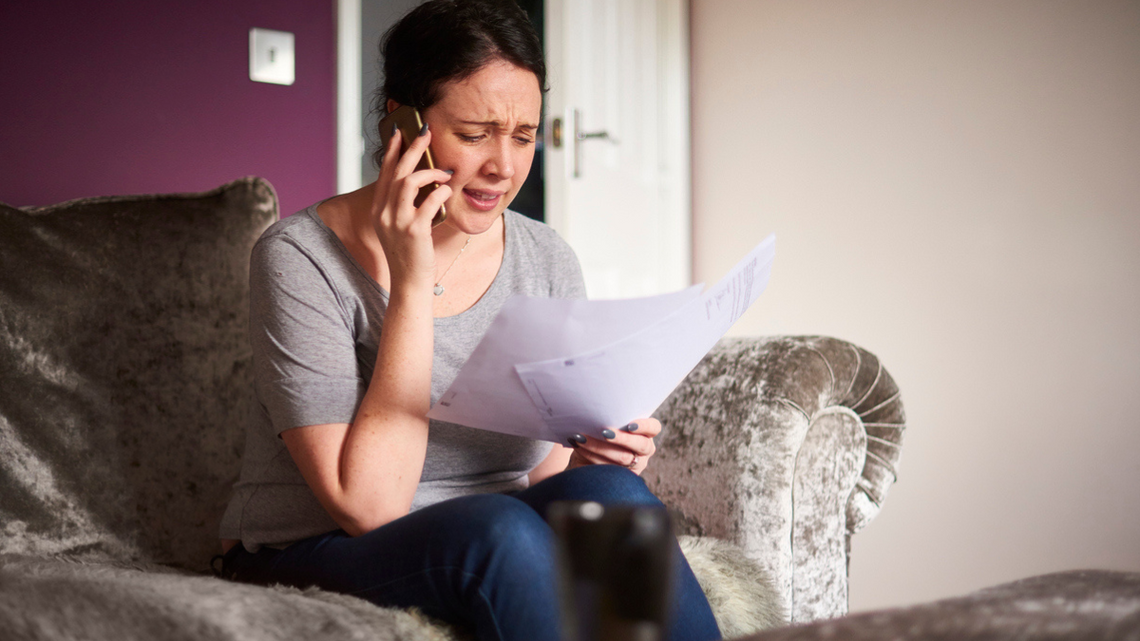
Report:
249,28,295,85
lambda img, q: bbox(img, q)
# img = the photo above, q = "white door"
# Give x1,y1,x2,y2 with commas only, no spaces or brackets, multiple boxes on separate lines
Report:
544,0,690,299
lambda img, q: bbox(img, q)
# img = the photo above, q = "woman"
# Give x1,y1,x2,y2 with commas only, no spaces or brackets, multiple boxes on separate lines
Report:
216,1,721,640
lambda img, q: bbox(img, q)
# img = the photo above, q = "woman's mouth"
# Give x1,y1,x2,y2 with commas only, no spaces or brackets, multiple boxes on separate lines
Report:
463,189,503,212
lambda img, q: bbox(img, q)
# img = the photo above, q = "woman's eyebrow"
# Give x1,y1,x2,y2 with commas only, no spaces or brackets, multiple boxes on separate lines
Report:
458,119,538,130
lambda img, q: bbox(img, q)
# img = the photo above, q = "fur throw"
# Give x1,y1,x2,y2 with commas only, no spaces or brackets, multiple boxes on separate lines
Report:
0,536,783,641
680,535,787,637
0,553,457,641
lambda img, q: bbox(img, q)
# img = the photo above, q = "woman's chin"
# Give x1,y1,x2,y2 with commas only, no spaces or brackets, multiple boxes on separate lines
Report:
442,204,507,236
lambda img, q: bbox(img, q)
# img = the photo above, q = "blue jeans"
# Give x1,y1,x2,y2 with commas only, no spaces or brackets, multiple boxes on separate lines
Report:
220,465,722,641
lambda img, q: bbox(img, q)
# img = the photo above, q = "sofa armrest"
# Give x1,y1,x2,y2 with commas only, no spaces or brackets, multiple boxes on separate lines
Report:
645,336,906,623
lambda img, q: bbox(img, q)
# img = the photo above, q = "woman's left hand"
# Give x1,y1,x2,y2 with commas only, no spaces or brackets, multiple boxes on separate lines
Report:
565,418,659,476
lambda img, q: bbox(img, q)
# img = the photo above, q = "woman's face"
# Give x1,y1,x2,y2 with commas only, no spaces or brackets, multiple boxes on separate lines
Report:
420,59,542,235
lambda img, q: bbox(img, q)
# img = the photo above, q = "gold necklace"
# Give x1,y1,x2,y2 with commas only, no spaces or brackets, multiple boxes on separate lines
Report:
433,235,472,296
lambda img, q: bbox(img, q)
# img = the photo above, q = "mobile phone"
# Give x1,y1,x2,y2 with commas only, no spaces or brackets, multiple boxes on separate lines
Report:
378,105,448,227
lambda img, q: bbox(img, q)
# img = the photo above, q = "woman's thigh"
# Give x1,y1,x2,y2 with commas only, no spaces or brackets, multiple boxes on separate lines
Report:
225,467,719,641
227,492,561,637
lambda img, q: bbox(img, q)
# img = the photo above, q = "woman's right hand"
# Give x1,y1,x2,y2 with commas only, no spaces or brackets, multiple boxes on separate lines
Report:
371,125,453,292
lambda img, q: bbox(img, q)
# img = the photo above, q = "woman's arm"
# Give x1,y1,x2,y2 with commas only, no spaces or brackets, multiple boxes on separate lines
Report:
281,281,435,535
280,129,453,537
527,444,574,486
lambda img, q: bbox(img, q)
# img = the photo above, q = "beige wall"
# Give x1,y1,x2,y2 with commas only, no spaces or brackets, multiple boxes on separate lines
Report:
690,0,1140,611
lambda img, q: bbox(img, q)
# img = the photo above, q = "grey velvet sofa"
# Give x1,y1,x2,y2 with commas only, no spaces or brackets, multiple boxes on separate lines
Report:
0,177,907,640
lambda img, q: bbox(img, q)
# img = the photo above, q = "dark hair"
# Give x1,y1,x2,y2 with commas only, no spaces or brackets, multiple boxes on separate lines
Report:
370,0,546,168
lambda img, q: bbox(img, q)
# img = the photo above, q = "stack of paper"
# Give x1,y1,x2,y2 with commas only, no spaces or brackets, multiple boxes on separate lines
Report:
427,234,776,444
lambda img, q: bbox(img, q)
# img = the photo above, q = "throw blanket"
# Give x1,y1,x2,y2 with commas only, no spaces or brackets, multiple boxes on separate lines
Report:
0,536,784,641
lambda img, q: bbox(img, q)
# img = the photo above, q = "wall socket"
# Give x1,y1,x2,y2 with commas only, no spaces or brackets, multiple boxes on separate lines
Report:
249,28,295,85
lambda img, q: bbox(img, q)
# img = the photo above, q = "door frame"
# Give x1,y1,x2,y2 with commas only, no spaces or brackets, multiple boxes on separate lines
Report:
337,0,363,195
543,0,692,294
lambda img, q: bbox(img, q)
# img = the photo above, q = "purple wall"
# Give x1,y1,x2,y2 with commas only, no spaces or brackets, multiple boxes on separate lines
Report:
0,0,335,217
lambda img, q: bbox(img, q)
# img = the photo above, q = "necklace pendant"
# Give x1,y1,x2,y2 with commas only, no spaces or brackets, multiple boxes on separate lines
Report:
433,285,445,296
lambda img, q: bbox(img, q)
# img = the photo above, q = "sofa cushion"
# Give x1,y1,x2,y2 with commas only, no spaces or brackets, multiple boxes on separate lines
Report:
0,177,277,571
739,570,1140,641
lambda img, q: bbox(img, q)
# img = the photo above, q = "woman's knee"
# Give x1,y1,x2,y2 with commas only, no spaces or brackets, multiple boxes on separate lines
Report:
551,464,663,507
445,494,554,557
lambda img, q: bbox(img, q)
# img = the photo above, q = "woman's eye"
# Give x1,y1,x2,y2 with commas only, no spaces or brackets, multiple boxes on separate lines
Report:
458,134,484,143
514,137,535,146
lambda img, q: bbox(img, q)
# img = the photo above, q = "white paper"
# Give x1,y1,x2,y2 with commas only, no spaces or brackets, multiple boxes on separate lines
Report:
427,234,775,444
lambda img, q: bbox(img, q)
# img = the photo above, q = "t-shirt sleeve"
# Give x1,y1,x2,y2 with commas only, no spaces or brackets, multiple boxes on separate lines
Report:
249,235,367,436
546,229,588,301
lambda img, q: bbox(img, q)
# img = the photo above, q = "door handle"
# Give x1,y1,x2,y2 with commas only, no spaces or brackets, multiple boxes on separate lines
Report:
572,108,618,178
577,130,616,141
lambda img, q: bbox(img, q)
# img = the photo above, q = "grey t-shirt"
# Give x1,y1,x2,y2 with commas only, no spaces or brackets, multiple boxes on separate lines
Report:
219,204,586,551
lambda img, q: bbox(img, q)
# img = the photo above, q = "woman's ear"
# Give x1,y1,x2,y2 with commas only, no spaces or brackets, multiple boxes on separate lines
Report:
386,99,401,114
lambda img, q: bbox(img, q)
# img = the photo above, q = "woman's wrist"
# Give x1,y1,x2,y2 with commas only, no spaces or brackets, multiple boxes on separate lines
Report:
386,275,437,304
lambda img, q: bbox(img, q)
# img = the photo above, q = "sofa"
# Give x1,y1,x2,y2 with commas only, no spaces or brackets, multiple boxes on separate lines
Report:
0,177,909,639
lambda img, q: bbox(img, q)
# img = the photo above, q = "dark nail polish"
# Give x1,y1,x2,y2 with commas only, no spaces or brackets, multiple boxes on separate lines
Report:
622,422,638,432
602,429,616,440
567,438,579,448
419,122,429,136
390,122,398,138
443,169,454,175
572,433,587,444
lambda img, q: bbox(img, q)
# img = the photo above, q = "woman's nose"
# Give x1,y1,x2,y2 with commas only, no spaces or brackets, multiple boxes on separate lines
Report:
482,137,515,179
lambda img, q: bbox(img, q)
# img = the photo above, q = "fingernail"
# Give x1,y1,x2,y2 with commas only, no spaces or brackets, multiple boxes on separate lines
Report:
443,169,454,175
572,433,587,444
419,122,429,136
567,438,579,448
391,122,398,137
602,429,616,440
622,422,638,432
